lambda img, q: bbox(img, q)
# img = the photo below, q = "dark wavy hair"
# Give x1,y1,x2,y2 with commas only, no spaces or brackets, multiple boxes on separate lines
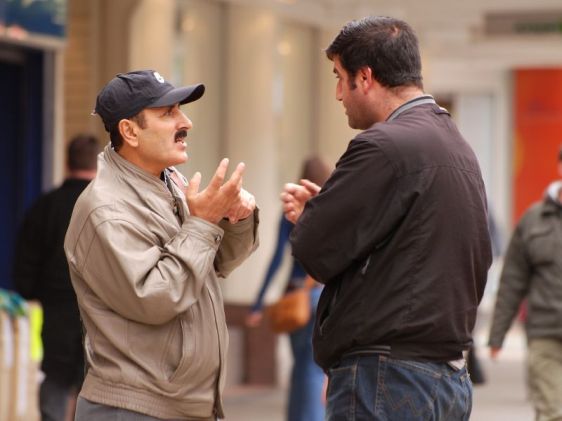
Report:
326,16,423,90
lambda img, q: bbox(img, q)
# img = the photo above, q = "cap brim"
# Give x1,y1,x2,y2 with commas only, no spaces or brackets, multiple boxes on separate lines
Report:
148,83,205,108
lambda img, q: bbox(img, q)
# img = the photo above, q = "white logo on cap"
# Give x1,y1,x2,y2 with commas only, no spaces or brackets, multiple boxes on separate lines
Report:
153,72,165,83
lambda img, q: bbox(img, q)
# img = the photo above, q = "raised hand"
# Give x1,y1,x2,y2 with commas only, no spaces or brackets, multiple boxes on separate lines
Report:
183,158,246,224
281,178,322,224
224,188,256,224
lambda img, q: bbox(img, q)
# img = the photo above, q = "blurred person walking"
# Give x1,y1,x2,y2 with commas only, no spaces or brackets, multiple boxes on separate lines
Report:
65,70,259,421
488,147,562,421
467,203,505,386
282,16,492,421
13,134,100,421
246,156,331,421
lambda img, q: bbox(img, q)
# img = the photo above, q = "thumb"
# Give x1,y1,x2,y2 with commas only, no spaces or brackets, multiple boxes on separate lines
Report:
187,172,202,197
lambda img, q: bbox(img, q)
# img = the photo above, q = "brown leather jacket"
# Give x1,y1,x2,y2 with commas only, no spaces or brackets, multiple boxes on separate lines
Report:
65,145,259,419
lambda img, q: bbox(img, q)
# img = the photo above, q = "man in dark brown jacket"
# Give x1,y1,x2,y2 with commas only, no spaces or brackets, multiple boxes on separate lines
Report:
489,148,562,420
282,16,491,421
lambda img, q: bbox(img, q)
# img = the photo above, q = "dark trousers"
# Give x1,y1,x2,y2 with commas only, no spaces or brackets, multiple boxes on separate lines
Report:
39,376,78,421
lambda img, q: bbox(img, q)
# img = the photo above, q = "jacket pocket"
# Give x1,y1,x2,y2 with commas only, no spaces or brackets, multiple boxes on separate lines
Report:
126,312,195,383
167,310,196,383
158,317,184,381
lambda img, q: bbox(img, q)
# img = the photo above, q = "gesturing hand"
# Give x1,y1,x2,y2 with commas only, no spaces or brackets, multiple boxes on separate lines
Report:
184,158,246,224
281,179,321,224
225,188,256,224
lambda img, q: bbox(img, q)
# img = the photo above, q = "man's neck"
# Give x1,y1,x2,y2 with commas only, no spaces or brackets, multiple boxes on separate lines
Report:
379,86,425,121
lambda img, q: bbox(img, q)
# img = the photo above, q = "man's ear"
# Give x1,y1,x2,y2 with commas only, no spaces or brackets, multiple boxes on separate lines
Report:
357,66,374,92
118,119,140,148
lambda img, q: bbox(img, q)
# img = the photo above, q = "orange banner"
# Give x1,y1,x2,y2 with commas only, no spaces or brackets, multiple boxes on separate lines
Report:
513,68,562,223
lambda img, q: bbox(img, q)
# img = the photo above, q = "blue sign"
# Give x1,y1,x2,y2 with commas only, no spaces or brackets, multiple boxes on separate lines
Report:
0,0,66,39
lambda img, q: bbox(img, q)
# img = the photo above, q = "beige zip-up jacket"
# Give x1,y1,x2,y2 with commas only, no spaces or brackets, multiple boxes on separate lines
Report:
64,145,259,420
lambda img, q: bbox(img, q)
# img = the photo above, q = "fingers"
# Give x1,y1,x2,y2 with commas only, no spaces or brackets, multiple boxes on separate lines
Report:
300,179,322,196
208,158,230,192
186,172,202,197
281,182,311,223
225,189,256,224
187,158,253,224
283,182,301,195
222,162,245,195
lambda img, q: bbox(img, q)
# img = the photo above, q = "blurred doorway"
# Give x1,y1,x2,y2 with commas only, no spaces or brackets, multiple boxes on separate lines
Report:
0,43,44,289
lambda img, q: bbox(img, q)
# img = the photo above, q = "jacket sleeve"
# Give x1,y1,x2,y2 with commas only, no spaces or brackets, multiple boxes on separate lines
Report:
67,215,226,325
488,224,531,348
290,136,404,284
215,208,260,278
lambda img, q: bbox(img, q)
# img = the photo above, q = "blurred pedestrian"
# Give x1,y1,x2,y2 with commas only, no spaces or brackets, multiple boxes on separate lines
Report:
65,70,259,420
246,156,331,421
467,202,504,386
282,16,491,421
488,147,562,420
13,134,100,421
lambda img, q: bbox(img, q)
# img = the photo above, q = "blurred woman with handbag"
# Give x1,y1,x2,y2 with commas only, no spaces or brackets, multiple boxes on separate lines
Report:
246,156,331,421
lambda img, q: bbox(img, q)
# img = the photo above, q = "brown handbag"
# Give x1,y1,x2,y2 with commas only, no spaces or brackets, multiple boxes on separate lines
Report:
266,276,316,333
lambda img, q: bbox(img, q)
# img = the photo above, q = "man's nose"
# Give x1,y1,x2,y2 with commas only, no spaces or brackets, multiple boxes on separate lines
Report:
179,111,193,129
335,85,343,101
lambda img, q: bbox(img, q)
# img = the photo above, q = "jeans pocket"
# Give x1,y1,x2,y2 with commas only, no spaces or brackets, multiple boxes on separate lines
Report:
376,358,471,421
326,360,358,421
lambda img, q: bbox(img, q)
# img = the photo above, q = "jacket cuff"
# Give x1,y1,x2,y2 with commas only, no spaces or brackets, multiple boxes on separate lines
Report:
181,216,225,248
219,207,260,234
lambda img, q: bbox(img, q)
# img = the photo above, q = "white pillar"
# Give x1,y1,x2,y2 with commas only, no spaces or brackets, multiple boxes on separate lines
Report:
128,0,175,76
220,5,280,304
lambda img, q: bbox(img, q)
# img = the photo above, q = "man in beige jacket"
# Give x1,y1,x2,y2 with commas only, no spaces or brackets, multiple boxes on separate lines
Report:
65,70,259,421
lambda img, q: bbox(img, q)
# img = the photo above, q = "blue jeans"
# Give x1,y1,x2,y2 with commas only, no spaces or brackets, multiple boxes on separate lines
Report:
326,354,472,421
288,286,325,421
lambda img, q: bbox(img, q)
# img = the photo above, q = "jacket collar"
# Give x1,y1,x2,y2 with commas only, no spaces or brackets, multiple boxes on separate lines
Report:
386,95,437,122
101,143,171,196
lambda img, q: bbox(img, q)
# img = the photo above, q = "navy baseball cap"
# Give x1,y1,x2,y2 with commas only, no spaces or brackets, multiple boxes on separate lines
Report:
93,70,205,131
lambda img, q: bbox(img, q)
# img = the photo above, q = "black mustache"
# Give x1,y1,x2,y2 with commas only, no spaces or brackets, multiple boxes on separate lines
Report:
175,130,188,141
